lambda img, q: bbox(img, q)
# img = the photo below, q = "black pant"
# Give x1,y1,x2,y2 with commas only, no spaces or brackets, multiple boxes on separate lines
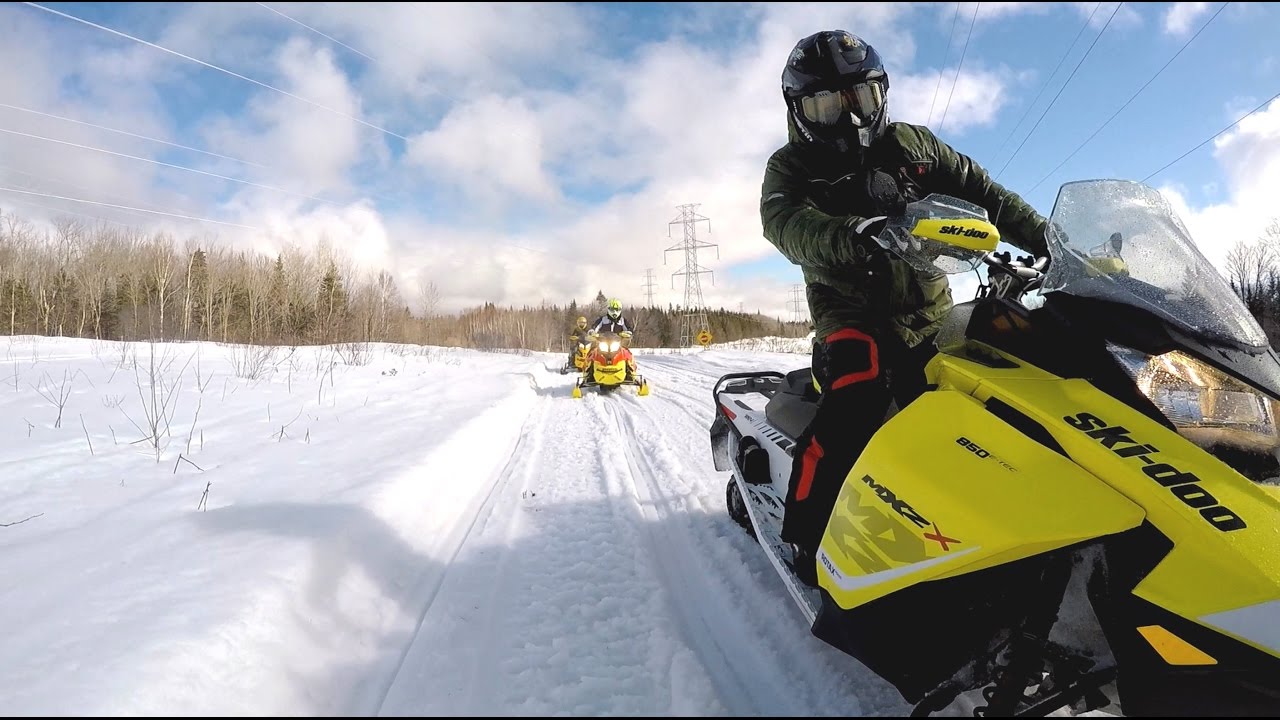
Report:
780,327,938,556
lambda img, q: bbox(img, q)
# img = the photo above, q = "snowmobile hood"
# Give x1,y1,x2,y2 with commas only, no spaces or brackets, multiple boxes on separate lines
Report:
931,351,1280,621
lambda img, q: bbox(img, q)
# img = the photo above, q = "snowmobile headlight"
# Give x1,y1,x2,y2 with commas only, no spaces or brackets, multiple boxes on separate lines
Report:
607,340,621,353
1108,343,1280,455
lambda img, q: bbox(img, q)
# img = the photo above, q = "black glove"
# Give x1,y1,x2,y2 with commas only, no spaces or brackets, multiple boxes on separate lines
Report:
844,216,888,262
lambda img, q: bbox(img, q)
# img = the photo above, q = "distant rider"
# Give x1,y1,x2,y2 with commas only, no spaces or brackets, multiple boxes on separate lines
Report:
567,315,591,369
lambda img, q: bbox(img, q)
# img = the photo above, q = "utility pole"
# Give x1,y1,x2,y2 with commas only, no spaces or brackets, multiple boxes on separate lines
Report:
665,204,716,348
642,268,657,307
788,284,806,324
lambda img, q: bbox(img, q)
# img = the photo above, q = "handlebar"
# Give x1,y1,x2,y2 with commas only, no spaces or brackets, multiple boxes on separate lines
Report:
982,250,1048,276
979,251,1049,301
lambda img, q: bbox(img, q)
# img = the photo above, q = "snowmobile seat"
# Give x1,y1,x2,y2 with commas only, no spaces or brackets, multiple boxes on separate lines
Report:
781,367,819,399
767,368,819,442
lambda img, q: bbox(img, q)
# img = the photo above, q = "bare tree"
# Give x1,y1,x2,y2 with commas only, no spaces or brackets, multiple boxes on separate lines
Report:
1226,233,1276,316
243,252,274,344
145,233,183,340
417,275,440,317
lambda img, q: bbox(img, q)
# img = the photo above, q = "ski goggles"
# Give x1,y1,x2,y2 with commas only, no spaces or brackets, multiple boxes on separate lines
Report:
798,81,884,127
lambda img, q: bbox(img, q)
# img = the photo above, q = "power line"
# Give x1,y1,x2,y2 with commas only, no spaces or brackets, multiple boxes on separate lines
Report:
926,3,963,127
0,102,265,168
1,163,172,225
250,2,548,162
0,186,260,229
1,130,567,260
255,3,376,63
1028,2,1229,194
936,2,981,134
989,2,1102,166
2,155,565,262
1142,89,1280,183
0,183,138,230
0,125,347,207
994,2,1122,182
21,2,410,142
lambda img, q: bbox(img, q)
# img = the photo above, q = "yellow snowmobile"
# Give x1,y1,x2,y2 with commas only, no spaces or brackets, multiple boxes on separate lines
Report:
561,334,593,375
573,330,650,398
709,180,1280,716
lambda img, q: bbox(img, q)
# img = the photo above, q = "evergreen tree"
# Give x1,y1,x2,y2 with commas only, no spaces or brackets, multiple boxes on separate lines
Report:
317,263,347,343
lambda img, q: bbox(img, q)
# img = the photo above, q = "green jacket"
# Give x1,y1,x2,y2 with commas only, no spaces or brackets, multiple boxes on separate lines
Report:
760,119,1049,348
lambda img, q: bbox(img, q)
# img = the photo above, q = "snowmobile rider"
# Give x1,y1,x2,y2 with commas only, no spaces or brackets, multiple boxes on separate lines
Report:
588,298,634,337
586,298,637,379
762,29,1050,584
568,315,592,368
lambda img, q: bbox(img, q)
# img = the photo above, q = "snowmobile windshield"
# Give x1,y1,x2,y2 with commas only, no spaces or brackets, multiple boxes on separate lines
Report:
1041,179,1268,351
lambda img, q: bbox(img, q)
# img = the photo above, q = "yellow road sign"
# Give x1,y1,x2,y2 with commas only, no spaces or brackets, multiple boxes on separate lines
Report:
697,329,713,346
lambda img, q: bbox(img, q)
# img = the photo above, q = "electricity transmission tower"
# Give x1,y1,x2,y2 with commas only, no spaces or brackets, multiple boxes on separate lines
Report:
788,284,807,323
642,268,657,307
665,204,716,348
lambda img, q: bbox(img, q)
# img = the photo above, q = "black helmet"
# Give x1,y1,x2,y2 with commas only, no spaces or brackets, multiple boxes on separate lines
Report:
782,30,889,152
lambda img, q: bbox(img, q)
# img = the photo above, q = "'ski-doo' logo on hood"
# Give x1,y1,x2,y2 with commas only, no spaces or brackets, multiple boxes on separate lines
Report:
1064,412,1246,532
939,225,990,239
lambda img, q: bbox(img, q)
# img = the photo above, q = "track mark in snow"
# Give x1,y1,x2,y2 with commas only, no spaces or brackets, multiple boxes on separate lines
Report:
379,369,724,716
599,390,911,716
371,379,545,715
376,356,908,717
591,397,807,716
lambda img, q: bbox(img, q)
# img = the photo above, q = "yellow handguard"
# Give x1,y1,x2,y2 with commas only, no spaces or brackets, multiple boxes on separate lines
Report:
909,218,1001,252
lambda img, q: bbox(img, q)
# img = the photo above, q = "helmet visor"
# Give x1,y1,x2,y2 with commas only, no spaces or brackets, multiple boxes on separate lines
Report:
799,81,884,127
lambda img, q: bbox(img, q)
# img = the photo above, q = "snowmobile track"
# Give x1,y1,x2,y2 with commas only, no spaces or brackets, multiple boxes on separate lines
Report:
593,397,803,716
373,394,548,714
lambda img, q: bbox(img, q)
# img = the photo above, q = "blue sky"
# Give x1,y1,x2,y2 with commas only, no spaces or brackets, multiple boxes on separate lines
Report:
1,2,1278,318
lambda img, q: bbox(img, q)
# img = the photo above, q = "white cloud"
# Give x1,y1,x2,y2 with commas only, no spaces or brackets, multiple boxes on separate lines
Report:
1163,2,1212,36
205,37,371,198
407,95,559,205
1159,97,1280,275
286,2,596,122
968,3,1052,22
892,65,1013,134
1072,1,1143,30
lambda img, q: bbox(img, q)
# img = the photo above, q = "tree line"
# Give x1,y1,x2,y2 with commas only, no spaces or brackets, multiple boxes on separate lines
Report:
0,211,809,350
1226,220,1280,345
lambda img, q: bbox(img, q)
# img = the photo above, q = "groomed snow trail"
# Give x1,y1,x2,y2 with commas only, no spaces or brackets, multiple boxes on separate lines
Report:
376,349,912,716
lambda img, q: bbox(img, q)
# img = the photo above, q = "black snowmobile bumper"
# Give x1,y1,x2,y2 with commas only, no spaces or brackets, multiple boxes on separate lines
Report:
577,373,647,391
709,372,784,473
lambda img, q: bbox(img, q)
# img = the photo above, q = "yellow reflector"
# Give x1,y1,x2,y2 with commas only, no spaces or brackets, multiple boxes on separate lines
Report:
1137,625,1218,665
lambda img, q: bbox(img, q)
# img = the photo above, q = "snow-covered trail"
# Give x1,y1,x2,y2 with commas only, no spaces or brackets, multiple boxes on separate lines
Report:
0,337,915,717
376,350,911,716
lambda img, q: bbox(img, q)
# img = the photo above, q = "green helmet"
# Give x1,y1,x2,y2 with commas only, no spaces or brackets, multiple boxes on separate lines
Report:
607,298,622,319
